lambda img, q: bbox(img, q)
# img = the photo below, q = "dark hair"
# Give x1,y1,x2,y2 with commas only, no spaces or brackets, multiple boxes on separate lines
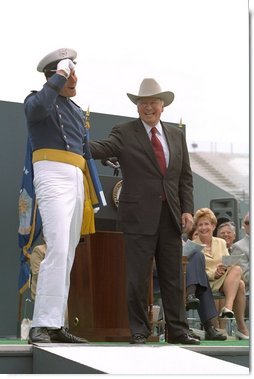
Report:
187,225,197,240
44,70,56,79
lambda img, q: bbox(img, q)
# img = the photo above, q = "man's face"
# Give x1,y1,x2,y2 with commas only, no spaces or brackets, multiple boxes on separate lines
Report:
59,69,77,98
137,97,164,127
217,225,236,248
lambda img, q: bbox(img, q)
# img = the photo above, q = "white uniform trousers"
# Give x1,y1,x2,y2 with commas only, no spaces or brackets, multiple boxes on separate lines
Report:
31,160,84,328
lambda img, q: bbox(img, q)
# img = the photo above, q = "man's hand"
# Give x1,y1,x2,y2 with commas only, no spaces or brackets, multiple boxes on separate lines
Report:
181,213,194,234
57,59,75,78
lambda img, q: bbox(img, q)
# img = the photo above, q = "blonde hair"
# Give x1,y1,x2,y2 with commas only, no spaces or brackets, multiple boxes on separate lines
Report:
193,208,217,227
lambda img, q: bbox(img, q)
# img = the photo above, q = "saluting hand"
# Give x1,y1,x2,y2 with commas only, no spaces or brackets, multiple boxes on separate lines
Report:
57,59,75,79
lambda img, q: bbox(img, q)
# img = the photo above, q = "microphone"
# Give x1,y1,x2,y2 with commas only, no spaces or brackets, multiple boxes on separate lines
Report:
101,157,120,176
101,157,120,169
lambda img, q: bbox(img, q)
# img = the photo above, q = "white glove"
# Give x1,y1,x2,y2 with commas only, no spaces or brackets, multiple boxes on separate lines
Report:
57,59,75,78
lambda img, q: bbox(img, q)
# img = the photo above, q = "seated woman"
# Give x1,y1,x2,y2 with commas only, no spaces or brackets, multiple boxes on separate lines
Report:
192,207,249,340
185,228,226,340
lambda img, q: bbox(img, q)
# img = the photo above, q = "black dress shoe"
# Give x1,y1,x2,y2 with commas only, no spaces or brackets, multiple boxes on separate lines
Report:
130,334,146,344
48,327,89,343
28,327,51,344
205,326,227,341
186,294,200,311
168,333,200,345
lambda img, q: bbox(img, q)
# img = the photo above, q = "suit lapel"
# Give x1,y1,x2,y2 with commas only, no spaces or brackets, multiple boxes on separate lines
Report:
162,122,178,173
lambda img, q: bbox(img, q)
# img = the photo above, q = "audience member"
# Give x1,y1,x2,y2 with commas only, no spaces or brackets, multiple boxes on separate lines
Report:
187,227,199,241
216,222,236,253
193,208,249,340
231,212,249,293
215,221,237,325
185,227,227,340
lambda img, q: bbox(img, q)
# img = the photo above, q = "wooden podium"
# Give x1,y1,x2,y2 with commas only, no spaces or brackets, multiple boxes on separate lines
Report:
68,230,187,342
68,231,131,342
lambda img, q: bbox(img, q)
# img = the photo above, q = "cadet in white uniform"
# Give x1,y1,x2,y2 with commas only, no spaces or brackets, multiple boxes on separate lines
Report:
25,48,95,344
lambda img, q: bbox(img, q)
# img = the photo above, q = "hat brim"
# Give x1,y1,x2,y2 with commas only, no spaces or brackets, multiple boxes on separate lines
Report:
37,48,77,72
127,91,174,107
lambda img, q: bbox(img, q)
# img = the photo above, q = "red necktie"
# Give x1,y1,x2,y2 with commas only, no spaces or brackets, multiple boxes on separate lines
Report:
150,127,167,175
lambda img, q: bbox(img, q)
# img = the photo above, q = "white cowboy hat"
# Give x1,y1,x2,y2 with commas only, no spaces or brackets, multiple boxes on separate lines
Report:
127,78,174,107
37,48,77,72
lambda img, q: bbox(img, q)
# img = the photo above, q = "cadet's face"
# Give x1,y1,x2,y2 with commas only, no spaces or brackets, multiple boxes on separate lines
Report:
59,70,77,98
137,98,164,127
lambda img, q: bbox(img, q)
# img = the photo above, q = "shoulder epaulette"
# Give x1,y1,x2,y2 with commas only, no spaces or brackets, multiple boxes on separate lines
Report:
24,90,38,102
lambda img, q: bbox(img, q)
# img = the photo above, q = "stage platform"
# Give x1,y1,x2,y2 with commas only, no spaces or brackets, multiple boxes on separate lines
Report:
0,338,249,374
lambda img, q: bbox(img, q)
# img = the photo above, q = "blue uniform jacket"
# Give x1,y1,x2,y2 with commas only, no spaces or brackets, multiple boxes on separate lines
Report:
24,74,86,155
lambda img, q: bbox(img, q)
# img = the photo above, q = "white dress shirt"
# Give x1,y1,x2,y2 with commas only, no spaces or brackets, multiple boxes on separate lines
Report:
142,120,170,167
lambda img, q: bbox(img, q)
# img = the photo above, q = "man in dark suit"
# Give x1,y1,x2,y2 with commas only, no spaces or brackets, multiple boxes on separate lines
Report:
90,78,199,344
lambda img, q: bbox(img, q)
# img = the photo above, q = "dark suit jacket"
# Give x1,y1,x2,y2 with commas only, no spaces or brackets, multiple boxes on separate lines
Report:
89,118,193,235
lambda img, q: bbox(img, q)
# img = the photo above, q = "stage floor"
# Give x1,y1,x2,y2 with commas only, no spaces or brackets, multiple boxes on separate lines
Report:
0,338,250,374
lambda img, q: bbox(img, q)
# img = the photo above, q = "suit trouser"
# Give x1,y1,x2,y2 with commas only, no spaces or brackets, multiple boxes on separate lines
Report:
31,161,84,328
186,251,218,323
124,202,189,340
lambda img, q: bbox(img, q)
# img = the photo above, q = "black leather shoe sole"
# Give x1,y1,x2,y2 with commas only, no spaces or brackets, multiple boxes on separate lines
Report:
130,334,146,344
168,335,200,345
205,332,227,341
48,327,89,343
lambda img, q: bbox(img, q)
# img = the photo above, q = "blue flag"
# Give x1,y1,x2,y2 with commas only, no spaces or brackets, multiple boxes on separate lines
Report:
18,138,42,293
